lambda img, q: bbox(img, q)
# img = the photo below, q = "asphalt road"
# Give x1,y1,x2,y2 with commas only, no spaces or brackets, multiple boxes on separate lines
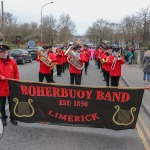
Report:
0,60,149,150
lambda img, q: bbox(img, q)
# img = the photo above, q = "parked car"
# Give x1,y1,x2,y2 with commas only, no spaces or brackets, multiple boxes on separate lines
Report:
8,49,32,64
27,46,44,60
27,48,39,60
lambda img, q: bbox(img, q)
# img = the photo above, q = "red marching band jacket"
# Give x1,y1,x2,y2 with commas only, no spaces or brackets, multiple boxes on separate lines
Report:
36,53,56,74
55,50,63,65
104,55,112,72
0,57,20,96
108,55,125,77
100,52,107,70
62,51,67,64
81,49,91,62
94,49,98,60
68,50,86,74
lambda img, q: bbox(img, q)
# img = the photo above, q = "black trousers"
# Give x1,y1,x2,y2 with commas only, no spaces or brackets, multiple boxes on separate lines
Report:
105,71,110,86
0,96,13,120
111,76,120,87
97,60,100,69
62,63,66,73
84,61,89,74
56,65,62,76
50,69,54,79
70,73,81,85
102,69,106,80
80,70,83,82
65,62,69,70
39,72,52,83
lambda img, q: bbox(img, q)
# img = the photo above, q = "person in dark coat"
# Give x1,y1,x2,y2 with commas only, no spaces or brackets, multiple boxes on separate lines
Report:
142,50,150,84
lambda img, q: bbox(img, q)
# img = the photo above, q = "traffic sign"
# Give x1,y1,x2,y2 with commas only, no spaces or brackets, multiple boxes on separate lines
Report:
40,41,44,46
28,40,35,48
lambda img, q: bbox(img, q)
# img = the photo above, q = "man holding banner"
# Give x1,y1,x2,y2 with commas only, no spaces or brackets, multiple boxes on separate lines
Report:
0,45,20,126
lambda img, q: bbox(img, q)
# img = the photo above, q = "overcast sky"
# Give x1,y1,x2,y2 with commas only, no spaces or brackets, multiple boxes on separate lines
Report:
3,0,150,35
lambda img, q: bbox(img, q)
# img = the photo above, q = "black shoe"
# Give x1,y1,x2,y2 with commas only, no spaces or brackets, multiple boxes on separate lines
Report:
2,119,7,126
10,119,18,125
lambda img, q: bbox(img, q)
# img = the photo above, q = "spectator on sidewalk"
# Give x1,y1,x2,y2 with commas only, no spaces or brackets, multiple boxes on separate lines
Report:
142,50,150,84
127,49,133,65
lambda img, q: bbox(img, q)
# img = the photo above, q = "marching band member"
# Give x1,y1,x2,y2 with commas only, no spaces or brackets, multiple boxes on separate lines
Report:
109,48,125,87
100,48,106,81
62,47,67,73
102,48,111,86
82,44,91,75
55,47,63,77
0,45,19,126
103,47,112,86
36,46,55,83
48,45,56,83
67,46,85,85
94,46,100,68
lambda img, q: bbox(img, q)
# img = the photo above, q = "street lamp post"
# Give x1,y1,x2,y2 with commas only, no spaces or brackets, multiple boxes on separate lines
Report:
40,2,54,44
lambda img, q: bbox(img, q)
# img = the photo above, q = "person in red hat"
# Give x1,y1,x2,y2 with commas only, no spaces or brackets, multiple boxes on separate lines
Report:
0,45,20,126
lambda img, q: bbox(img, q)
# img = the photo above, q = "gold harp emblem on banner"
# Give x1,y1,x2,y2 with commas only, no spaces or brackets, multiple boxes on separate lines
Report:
112,105,136,126
13,98,35,117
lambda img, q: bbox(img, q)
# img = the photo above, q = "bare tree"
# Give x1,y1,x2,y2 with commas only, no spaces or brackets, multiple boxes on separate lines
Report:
57,13,76,44
85,18,115,45
138,6,150,46
4,12,18,44
42,14,57,44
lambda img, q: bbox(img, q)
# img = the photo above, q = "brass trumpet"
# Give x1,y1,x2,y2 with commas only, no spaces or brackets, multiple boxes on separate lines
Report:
49,62,56,70
101,57,108,64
